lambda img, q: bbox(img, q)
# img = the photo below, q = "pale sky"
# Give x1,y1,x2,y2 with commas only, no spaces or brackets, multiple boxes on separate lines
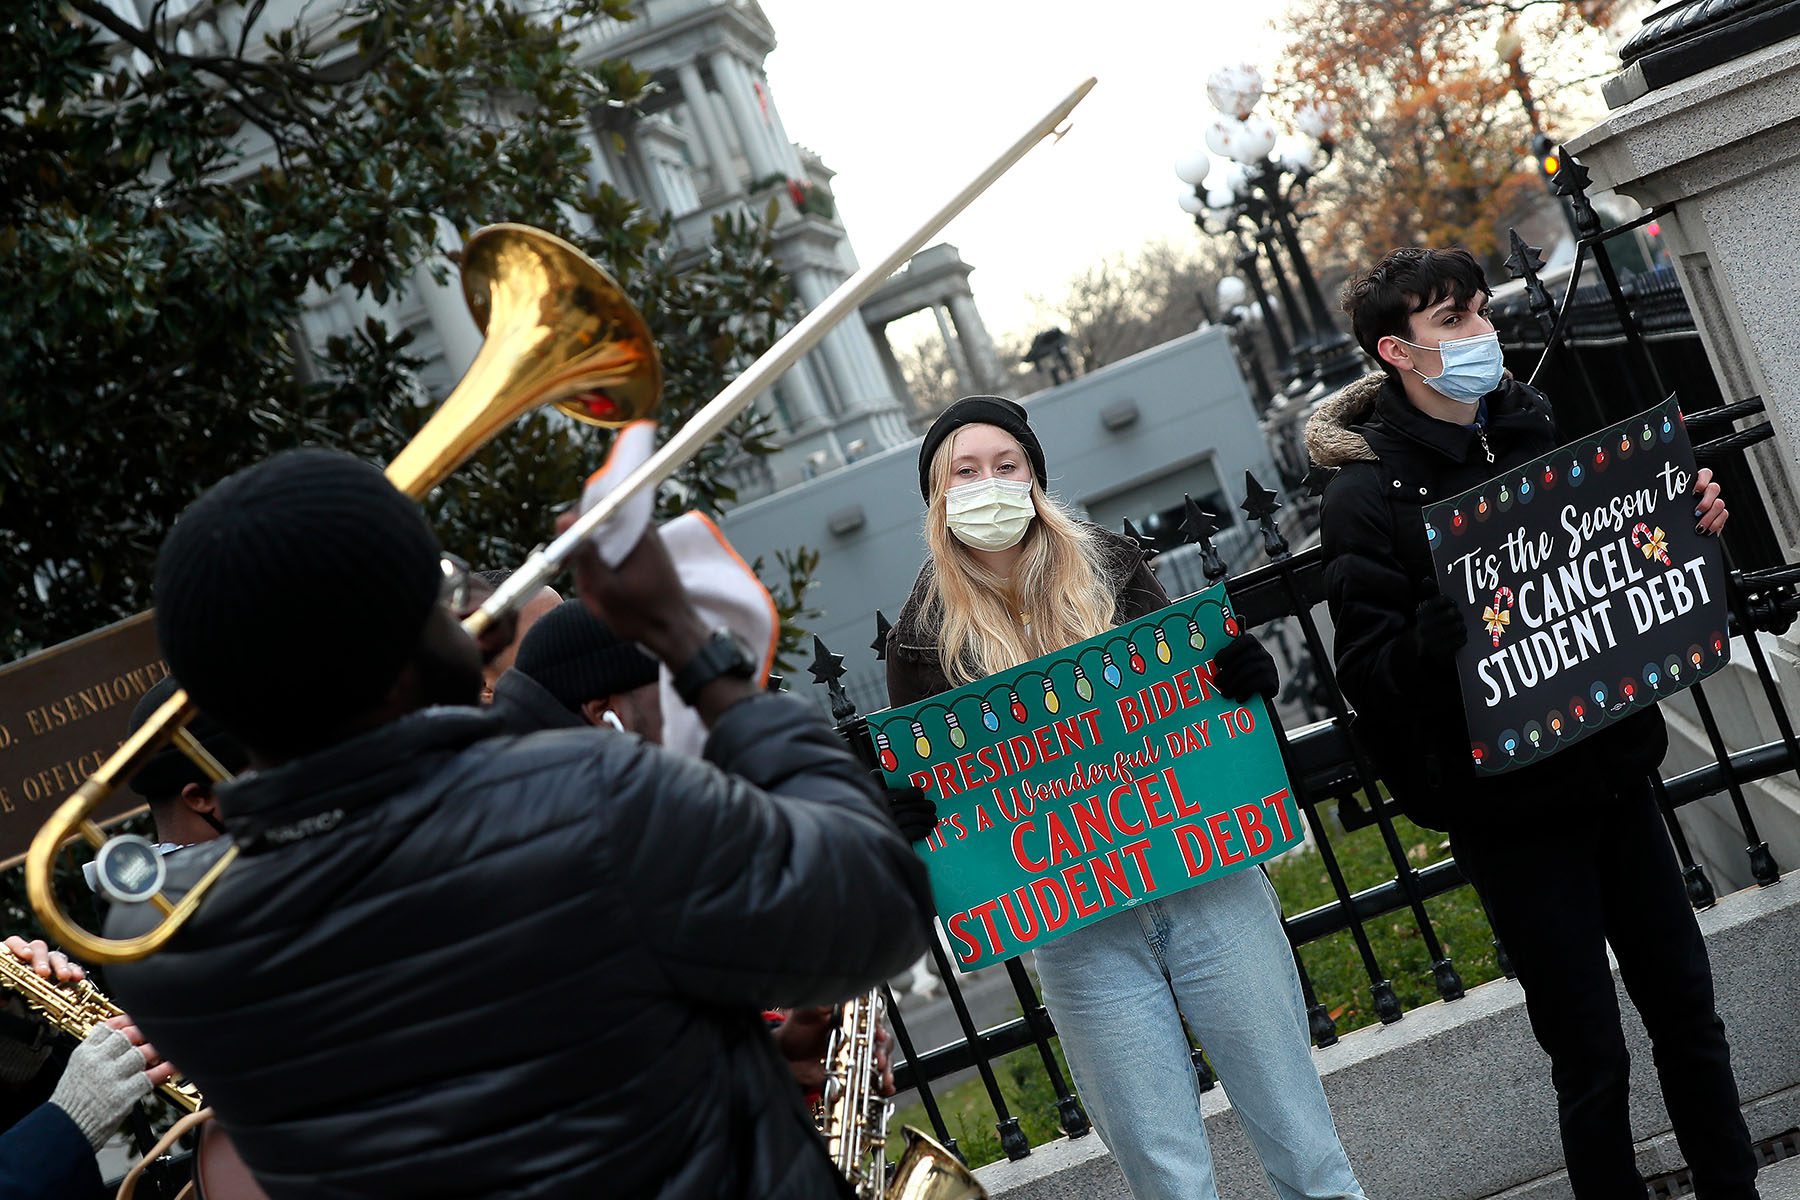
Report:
755,0,1284,346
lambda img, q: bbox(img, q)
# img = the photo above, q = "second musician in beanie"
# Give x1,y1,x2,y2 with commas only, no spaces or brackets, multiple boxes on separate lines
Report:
886,396,1367,1200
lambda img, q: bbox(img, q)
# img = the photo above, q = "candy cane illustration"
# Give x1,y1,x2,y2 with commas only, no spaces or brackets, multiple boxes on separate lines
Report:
1631,522,1671,566
1483,586,1514,647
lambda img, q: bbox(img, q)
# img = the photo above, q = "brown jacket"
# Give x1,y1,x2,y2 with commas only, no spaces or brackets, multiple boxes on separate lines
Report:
884,524,1169,708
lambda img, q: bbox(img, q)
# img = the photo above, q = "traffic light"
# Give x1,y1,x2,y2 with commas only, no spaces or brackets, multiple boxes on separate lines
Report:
1531,133,1558,184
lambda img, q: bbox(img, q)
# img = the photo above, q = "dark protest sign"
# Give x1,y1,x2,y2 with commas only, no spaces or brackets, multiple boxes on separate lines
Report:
873,584,1300,971
0,612,167,867
1423,398,1728,776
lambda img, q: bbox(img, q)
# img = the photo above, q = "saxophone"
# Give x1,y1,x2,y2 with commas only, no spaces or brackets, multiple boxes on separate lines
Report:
0,948,204,1113
816,989,987,1200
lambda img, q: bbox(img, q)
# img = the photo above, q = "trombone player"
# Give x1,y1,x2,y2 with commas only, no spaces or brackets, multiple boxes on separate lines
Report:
103,447,934,1199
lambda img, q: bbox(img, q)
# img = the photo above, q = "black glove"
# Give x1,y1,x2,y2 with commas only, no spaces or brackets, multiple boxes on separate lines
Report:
1213,634,1279,702
884,786,938,843
1412,594,1469,664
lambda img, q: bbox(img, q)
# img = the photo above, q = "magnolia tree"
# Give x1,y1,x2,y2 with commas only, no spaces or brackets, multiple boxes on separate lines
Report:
1,0,816,664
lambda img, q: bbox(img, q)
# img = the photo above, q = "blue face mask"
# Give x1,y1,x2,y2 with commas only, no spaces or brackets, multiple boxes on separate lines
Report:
1398,330,1504,403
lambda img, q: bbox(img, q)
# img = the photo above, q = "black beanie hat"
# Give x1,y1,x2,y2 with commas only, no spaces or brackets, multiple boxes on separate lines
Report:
917,396,1046,498
513,600,659,713
153,448,443,756
125,675,249,803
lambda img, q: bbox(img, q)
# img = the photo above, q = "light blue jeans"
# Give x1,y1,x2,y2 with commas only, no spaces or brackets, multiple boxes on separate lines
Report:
1033,867,1367,1200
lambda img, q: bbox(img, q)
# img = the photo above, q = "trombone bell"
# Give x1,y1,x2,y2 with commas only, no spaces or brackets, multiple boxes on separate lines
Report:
383,223,662,498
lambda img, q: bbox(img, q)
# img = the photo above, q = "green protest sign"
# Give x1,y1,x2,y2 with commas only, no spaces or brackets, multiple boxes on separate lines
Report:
873,583,1301,972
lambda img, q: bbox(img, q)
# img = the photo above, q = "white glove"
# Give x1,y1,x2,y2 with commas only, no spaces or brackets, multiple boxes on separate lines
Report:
50,1024,153,1150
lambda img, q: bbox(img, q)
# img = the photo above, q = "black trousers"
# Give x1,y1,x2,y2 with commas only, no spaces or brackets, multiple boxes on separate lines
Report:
1449,775,1759,1200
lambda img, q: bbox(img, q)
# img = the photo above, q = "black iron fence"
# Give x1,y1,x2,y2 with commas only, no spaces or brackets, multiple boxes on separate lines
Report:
793,148,1798,1169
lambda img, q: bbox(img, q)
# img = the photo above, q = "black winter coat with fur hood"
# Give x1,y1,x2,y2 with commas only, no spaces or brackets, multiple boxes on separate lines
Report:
1309,372,1667,831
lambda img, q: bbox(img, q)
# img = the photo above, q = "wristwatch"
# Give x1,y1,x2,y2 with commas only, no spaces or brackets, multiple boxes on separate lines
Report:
672,628,757,705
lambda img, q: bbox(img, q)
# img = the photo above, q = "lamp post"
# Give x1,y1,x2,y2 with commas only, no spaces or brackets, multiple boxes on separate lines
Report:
1175,64,1364,394
1217,274,1276,408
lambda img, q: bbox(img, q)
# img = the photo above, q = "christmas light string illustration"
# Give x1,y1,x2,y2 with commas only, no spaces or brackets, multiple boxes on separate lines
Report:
872,594,1238,754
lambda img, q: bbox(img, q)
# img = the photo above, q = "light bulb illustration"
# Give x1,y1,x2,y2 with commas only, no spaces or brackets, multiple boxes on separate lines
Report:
1009,689,1027,723
1223,606,1240,637
875,730,898,773
1617,432,1632,455
1074,664,1094,702
1594,445,1607,468
1518,476,1532,500
1528,727,1541,747
1471,744,1487,766
1620,680,1636,702
1572,700,1587,723
1451,508,1466,531
1476,495,1489,517
1646,667,1660,689
1549,712,1564,736
1543,464,1556,486
1153,628,1172,664
911,719,931,757
1042,676,1060,714
1186,617,1205,651
1127,640,1146,675
1499,484,1511,505
946,711,966,749
980,698,999,732
1661,414,1674,440
1570,459,1583,483
1640,422,1654,446
1101,652,1122,688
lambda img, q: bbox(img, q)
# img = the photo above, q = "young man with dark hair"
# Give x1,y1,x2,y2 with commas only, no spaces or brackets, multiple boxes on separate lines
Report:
104,447,933,1199
1309,247,1758,1198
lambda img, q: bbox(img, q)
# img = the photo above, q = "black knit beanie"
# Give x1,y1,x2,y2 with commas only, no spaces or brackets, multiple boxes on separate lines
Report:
153,448,443,756
513,600,658,713
917,396,1046,498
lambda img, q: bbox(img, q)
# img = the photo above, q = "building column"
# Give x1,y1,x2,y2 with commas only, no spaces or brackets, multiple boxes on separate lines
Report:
753,69,805,176
577,123,619,192
933,304,975,397
826,271,898,406
710,50,782,181
676,61,741,197
412,216,482,380
870,323,915,410
776,351,830,427
794,270,865,413
947,292,1002,394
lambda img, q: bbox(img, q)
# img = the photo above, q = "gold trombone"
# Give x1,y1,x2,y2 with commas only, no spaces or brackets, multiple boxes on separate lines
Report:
26,78,1097,966
25,223,659,963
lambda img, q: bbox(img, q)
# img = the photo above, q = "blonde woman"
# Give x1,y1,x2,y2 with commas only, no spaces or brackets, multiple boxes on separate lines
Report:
885,397,1366,1200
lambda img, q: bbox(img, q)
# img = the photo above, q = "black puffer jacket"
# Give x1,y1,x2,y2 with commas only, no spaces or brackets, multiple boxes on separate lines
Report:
106,693,932,1200
489,665,584,734
1310,373,1667,830
885,524,1167,707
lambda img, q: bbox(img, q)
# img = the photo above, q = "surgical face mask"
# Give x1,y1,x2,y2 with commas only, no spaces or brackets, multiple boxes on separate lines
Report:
1397,330,1504,403
945,478,1036,552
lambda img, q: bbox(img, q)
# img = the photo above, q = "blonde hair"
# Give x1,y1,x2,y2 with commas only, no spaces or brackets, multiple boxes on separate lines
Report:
922,429,1117,685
